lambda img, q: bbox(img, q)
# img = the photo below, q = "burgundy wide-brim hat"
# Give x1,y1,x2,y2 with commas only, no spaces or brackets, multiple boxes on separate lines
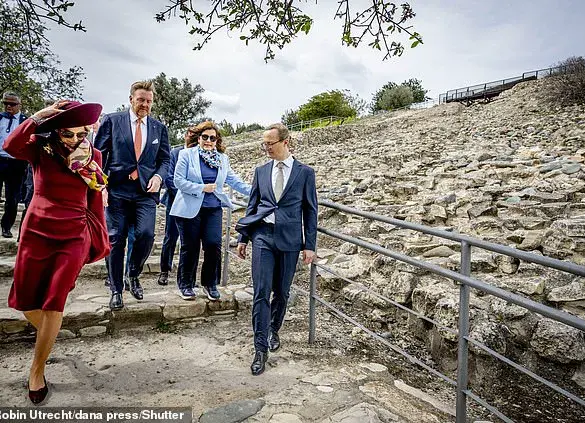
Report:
35,101,103,134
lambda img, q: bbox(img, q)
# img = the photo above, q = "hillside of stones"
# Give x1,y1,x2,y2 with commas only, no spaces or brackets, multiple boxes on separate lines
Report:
226,78,585,371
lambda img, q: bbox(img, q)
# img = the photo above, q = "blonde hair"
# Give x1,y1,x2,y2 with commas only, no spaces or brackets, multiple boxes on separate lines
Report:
130,80,156,96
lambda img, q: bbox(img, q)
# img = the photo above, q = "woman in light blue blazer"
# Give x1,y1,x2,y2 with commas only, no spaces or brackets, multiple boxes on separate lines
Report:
170,121,251,300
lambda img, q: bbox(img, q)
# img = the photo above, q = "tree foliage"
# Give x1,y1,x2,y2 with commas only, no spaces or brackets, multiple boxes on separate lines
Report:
150,72,211,145
546,56,585,106
0,0,84,113
379,86,414,110
370,78,429,112
293,90,362,122
218,120,263,136
14,1,421,62
281,109,301,126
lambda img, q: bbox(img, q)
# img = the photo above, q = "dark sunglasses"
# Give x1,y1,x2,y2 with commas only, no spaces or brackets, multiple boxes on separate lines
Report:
59,130,88,140
2,101,19,107
200,134,217,142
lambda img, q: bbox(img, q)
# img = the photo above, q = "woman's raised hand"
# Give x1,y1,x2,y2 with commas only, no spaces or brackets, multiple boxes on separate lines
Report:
32,100,69,121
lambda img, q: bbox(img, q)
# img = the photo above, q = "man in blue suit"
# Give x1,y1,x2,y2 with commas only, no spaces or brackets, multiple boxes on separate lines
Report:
157,126,196,285
0,92,28,238
236,123,318,376
95,80,170,310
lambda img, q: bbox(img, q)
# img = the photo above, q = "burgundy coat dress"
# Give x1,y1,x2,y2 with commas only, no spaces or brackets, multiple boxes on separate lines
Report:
4,119,110,312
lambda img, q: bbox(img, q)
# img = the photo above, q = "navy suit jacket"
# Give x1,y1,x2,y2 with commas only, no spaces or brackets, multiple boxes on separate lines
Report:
236,158,318,252
94,111,170,201
0,112,27,125
161,145,184,207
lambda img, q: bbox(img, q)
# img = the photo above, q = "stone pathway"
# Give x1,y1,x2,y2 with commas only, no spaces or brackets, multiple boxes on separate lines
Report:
0,310,454,423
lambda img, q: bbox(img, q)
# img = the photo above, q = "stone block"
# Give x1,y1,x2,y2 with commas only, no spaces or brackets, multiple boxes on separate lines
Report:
79,326,107,337
163,298,207,320
530,318,585,363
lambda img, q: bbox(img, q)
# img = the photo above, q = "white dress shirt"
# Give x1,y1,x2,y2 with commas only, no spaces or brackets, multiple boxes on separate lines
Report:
129,108,147,154
0,112,22,159
264,154,295,224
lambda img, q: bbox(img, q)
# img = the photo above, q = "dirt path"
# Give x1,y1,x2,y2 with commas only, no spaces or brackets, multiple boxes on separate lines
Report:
0,309,453,423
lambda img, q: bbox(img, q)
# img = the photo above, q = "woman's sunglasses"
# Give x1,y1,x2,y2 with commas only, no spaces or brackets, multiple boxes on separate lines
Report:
59,130,88,140
200,134,217,142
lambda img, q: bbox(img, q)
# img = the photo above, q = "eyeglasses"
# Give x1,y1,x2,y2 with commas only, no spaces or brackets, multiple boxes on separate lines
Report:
59,130,88,140
200,134,217,142
260,139,284,150
2,101,19,107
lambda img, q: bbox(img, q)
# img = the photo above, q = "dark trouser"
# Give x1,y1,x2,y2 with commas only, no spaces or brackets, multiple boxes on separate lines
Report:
0,157,27,232
175,207,222,290
160,198,179,273
106,194,156,294
251,223,300,353
105,225,135,280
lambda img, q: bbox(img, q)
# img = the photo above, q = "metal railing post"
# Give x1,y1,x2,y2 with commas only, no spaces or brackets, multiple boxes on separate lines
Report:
308,262,317,344
221,187,234,287
456,241,472,423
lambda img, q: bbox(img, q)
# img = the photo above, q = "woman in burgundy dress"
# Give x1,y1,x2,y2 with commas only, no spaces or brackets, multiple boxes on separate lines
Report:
3,100,110,405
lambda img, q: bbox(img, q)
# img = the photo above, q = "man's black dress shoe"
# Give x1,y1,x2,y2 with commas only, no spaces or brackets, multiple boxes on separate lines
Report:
157,271,169,286
129,277,143,300
109,293,124,310
250,350,268,376
28,376,49,405
268,331,280,352
2,229,12,238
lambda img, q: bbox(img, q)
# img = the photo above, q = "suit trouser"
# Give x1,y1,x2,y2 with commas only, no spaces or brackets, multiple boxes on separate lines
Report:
104,225,135,280
175,207,222,290
251,224,300,352
160,196,179,273
0,157,27,232
106,194,156,294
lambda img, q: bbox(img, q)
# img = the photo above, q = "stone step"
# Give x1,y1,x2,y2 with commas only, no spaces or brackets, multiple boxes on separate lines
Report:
0,237,169,257
0,254,173,278
0,283,254,341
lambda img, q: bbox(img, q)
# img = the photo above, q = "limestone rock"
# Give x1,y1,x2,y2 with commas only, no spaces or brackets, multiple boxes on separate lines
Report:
469,320,507,356
320,402,400,423
382,271,418,304
422,246,457,258
318,254,367,290
547,280,585,303
199,399,265,423
530,318,585,363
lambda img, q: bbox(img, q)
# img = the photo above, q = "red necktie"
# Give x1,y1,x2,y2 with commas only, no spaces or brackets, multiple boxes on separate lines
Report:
129,118,142,180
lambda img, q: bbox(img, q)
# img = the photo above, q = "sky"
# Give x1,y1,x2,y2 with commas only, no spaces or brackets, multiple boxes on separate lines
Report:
45,0,585,125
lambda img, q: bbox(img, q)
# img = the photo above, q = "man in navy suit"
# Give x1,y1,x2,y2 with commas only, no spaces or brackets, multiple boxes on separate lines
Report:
0,92,28,238
157,126,196,285
95,80,170,310
236,123,318,376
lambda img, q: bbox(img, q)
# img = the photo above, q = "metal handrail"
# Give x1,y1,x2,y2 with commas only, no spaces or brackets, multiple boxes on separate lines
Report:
286,115,344,132
221,195,585,422
439,65,568,104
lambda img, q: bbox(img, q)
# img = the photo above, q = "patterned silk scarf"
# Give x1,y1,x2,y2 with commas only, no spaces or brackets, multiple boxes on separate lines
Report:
44,137,108,191
198,145,222,169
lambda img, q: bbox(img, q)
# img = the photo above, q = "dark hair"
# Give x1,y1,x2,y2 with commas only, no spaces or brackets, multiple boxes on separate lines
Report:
189,121,225,153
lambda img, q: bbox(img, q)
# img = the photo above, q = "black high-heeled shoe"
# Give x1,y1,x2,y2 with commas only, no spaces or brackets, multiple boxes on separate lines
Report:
28,376,49,405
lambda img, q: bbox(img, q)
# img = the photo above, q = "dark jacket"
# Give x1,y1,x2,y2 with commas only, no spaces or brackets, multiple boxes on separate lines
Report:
236,158,318,252
94,111,170,201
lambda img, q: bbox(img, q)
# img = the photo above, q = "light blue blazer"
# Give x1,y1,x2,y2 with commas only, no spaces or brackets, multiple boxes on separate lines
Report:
170,147,251,219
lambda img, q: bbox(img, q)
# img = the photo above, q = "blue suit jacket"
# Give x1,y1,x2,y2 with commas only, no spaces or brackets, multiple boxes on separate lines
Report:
236,159,318,252
170,147,251,219
94,111,170,201
161,145,184,207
